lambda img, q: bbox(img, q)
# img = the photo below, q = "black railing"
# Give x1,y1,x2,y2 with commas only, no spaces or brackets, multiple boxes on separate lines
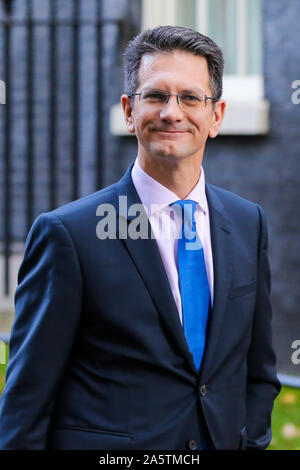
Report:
3,3,11,298
1,0,123,296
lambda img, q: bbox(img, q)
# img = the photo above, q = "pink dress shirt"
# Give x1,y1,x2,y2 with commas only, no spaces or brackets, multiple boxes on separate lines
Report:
131,157,214,325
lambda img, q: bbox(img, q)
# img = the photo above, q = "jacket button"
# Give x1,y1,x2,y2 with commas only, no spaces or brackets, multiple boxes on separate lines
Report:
199,384,207,396
187,439,198,450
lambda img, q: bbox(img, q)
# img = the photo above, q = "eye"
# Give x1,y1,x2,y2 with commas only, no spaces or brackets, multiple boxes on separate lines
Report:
142,92,166,102
180,94,201,105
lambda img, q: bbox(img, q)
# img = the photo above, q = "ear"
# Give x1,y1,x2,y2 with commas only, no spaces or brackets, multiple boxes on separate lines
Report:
208,99,226,138
121,94,136,134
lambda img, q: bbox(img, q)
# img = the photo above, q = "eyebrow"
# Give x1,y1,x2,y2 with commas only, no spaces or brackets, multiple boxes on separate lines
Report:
181,88,204,95
143,87,205,95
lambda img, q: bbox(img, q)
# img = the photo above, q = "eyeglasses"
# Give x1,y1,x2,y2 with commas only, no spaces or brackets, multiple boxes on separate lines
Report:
129,89,219,110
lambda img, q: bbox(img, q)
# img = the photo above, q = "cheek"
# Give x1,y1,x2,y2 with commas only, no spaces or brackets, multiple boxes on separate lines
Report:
193,115,212,137
133,110,155,136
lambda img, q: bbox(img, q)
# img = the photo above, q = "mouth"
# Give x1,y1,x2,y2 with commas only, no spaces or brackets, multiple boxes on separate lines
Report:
153,129,190,136
154,127,189,132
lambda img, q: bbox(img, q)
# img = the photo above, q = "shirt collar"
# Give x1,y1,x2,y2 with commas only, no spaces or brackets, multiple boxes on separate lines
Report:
131,156,208,217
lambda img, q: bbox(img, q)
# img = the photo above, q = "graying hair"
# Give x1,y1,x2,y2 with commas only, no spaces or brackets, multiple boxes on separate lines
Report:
123,25,224,99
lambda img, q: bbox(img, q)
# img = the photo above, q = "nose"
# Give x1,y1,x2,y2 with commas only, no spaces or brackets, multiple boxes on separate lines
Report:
159,94,184,122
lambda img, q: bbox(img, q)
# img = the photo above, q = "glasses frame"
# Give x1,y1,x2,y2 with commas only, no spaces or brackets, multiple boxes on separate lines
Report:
129,90,219,108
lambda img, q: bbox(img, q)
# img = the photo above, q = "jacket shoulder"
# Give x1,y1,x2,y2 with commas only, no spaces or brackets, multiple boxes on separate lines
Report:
206,183,257,208
206,183,267,237
34,182,120,227
206,183,262,216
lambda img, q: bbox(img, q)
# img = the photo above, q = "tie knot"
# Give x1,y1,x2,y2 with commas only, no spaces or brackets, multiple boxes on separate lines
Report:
170,199,197,223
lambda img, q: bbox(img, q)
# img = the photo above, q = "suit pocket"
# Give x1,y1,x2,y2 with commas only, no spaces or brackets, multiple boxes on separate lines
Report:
50,427,133,450
229,280,256,299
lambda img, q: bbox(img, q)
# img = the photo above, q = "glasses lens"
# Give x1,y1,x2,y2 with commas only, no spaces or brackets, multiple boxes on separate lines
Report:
180,94,203,107
141,91,168,103
138,90,206,109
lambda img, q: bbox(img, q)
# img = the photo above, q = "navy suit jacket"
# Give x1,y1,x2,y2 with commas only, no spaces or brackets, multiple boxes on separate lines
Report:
0,163,280,450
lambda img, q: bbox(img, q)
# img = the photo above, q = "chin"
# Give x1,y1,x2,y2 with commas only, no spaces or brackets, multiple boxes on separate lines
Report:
150,143,183,159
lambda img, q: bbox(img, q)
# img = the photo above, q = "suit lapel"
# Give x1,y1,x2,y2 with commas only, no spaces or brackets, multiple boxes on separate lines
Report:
115,164,197,372
199,184,233,380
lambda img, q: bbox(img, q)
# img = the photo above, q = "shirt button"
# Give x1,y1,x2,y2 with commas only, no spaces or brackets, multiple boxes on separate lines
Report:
199,384,207,396
187,439,198,450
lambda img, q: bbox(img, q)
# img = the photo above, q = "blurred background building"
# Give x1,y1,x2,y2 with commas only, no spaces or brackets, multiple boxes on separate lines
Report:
0,0,299,384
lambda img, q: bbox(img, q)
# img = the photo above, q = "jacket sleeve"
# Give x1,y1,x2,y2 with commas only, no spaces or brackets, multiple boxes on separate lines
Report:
245,205,281,450
0,212,83,449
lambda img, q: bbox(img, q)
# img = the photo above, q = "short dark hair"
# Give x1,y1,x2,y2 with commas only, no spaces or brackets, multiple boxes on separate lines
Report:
123,25,224,99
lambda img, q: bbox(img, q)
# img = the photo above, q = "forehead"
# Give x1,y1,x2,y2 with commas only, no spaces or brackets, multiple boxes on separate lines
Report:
137,50,211,92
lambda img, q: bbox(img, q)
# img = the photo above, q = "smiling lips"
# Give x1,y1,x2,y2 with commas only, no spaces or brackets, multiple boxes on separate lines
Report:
152,128,191,134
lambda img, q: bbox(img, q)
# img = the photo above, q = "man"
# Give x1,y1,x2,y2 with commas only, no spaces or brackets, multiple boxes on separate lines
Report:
0,25,280,450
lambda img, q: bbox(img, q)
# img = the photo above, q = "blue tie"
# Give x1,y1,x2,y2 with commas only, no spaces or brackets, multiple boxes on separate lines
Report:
171,200,210,372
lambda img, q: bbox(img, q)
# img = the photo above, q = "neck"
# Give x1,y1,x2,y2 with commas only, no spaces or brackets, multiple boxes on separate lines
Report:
138,154,202,199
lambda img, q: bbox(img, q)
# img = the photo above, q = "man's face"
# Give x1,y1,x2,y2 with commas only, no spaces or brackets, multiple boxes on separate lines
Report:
122,50,225,166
